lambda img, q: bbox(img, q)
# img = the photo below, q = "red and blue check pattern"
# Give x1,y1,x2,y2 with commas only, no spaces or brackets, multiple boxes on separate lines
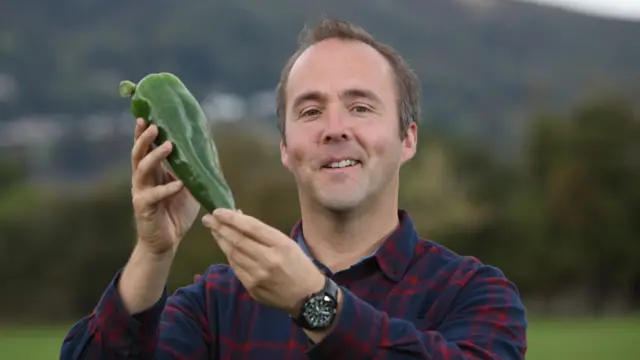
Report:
61,209,527,359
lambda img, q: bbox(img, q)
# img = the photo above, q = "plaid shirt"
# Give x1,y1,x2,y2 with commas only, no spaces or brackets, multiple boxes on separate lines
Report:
61,209,527,359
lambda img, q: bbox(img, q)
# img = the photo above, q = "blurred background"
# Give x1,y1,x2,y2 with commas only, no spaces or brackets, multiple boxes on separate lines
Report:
1,0,639,359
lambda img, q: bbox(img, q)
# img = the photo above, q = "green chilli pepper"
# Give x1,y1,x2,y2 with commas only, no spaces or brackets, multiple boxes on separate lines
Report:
119,72,236,212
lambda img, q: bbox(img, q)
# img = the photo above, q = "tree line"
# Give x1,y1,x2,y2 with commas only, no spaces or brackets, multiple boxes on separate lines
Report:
0,95,638,323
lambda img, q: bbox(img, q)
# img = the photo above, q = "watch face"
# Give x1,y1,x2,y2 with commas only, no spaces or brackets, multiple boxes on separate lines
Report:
303,295,336,328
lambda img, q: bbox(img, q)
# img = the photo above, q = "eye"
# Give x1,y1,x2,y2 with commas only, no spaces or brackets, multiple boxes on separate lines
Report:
301,108,321,117
352,105,371,113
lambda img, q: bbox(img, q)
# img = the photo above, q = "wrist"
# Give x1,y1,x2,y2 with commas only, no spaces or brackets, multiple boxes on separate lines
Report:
134,240,177,261
119,243,175,314
291,275,340,331
302,287,343,343
289,271,326,317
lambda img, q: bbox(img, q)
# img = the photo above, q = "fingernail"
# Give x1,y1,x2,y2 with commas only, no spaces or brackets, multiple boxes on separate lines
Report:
214,208,231,218
202,214,213,226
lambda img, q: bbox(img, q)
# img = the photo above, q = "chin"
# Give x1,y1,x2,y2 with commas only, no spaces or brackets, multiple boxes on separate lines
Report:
316,193,365,212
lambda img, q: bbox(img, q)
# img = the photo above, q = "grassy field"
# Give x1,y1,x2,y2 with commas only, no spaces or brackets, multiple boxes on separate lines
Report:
526,316,639,359
1,317,638,359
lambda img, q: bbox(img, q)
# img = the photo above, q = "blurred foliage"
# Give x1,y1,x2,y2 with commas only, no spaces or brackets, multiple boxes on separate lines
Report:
0,95,638,323
2,0,640,149
2,0,640,325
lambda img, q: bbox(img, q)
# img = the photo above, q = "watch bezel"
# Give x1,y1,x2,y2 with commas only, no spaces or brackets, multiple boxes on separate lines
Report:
301,293,338,330
292,276,339,330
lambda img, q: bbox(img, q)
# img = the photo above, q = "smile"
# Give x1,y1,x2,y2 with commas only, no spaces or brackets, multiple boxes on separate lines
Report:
322,159,361,169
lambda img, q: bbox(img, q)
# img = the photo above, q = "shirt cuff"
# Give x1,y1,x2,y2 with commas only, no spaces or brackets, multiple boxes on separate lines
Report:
306,286,383,359
92,268,168,355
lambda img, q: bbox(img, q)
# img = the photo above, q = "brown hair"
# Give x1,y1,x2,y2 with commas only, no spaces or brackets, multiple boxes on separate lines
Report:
275,17,421,142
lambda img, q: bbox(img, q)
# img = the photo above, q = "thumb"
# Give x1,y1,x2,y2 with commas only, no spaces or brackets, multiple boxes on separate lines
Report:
201,213,214,228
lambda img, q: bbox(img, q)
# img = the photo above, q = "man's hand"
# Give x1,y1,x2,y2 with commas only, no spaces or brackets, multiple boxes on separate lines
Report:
119,118,201,315
201,208,325,316
130,118,200,255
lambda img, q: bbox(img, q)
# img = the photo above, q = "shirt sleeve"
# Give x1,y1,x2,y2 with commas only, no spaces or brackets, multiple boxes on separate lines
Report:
60,268,214,359
305,263,528,360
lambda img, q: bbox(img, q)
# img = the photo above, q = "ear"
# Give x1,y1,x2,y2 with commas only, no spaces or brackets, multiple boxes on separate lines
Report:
280,139,290,169
401,122,418,164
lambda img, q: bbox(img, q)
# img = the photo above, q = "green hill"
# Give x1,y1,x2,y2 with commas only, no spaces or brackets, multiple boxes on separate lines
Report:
1,0,639,146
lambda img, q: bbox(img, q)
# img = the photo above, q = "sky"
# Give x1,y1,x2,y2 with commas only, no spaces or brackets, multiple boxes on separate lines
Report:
518,0,640,21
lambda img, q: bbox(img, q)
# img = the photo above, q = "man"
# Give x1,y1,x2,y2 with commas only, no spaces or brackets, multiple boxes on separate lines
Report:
61,18,527,359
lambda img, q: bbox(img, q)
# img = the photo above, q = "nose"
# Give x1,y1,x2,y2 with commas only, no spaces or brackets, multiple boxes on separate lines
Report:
321,109,351,144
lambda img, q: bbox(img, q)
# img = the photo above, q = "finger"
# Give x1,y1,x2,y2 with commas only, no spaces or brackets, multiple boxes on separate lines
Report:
221,225,269,261
213,229,263,276
204,214,238,254
154,161,174,186
133,180,184,210
131,124,159,172
162,163,178,182
213,230,233,257
213,209,281,246
133,118,147,142
133,141,173,190
203,214,269,260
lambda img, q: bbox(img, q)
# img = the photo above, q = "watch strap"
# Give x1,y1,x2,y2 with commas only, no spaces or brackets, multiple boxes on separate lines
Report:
321,275,339,301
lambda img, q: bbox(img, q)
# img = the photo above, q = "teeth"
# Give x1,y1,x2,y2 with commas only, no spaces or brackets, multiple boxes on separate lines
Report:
327,159,358,168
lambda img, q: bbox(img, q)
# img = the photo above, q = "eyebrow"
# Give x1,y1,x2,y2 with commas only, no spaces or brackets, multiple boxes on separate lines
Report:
291,88,383,111
291,91,327,111
341,88,382,105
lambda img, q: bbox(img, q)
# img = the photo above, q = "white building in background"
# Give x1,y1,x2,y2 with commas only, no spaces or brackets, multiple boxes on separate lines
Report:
201,91,247,123
247,90,277,120
200,89,277,123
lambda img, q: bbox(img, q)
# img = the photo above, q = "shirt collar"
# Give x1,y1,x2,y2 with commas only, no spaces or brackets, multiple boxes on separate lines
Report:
289,209,418,282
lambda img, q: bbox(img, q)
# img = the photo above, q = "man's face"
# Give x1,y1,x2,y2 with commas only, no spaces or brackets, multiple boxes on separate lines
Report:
280,38,417,212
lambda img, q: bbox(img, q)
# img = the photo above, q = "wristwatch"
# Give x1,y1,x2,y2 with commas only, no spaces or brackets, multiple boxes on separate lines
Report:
291,276,339,330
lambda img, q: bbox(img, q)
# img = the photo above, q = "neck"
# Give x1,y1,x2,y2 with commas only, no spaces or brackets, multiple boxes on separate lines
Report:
298,191,400,272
